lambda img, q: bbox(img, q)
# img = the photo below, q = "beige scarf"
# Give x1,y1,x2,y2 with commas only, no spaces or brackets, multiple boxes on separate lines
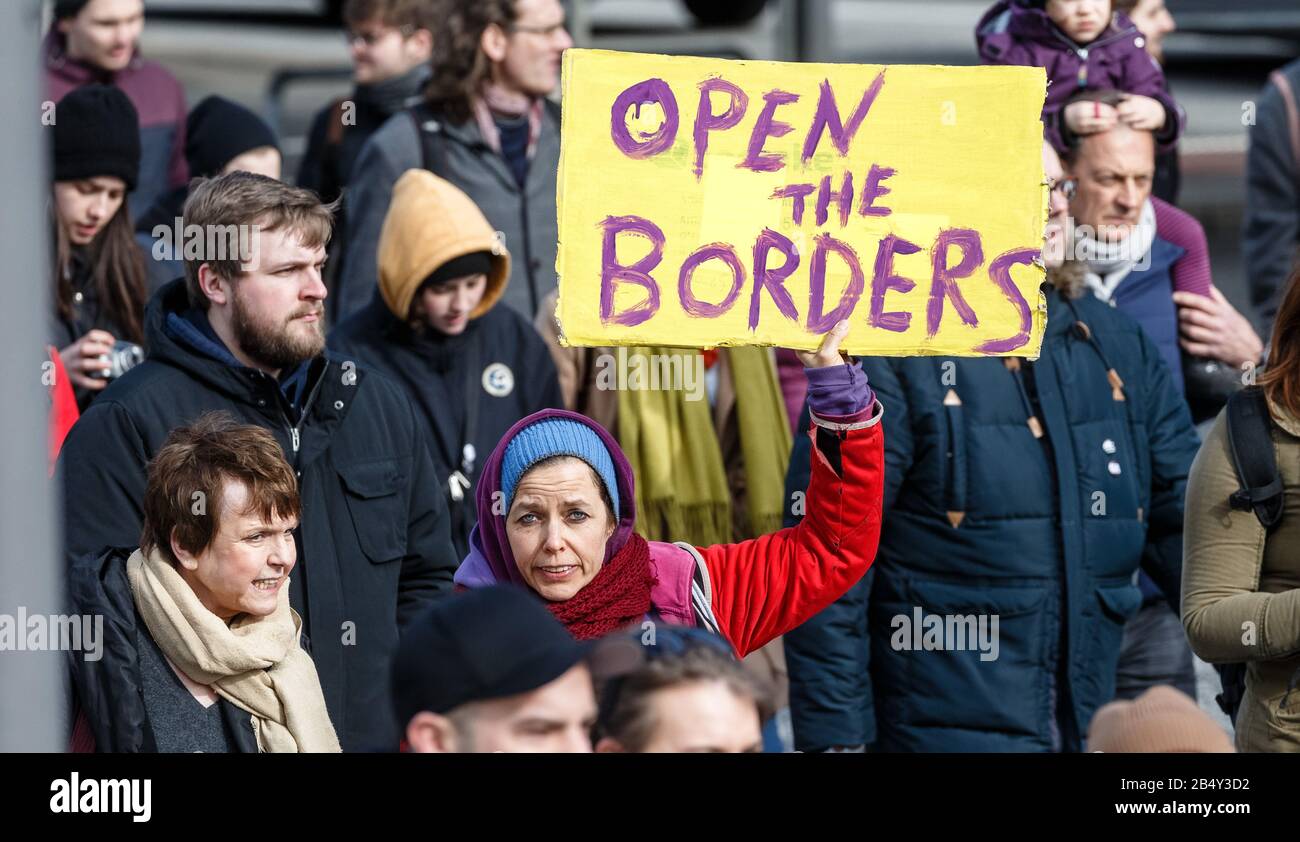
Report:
127,548,341,753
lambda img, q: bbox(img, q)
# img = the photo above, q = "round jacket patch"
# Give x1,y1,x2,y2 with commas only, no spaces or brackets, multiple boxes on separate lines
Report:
482,363,514,397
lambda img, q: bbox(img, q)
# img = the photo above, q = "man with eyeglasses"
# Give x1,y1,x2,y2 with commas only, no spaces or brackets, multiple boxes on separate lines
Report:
1061,89,1261,719
340,0,574,321
299,0,435,319
1061,88,1261,411
299,0,434,208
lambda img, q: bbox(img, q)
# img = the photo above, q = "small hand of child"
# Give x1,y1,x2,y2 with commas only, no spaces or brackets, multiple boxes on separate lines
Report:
1116,95,1167,131
1064,100,1118,135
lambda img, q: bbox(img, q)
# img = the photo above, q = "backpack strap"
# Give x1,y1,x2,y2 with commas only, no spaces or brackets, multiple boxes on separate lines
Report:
409,101,450,178
672,541,722,637
1269,70,1300,179
1225,387,1285,528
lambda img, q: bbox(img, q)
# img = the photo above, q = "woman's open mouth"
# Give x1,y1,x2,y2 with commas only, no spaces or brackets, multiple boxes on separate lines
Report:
537,564,578,582
253,576,284,592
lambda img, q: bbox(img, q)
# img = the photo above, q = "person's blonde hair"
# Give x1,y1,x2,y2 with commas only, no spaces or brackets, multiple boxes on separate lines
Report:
181,172,336,310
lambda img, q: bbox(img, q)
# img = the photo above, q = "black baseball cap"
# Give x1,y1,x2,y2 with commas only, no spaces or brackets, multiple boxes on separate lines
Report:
391,586,641,728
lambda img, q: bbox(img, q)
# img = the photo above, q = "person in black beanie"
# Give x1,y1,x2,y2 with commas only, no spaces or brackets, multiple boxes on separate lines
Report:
45,0,190,220
187,95,281,180
137,95,282,292
49,84,149,410
391,586,638,753
329,170,563,561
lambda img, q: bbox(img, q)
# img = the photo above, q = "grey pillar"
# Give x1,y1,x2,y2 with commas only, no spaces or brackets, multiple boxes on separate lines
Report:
0,0,60,752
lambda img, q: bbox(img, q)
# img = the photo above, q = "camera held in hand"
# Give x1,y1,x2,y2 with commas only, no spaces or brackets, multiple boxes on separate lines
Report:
94,341,144,380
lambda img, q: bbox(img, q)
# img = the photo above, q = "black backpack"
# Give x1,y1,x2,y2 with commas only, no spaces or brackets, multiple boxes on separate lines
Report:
1217,386,1285,721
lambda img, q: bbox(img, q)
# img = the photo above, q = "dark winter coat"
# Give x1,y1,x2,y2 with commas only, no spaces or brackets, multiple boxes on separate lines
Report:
329,298,564,558
783,284,1200,752
1244,59,1300,334
339,102,561,320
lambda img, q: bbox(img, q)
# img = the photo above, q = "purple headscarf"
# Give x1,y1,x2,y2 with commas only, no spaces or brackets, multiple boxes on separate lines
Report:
454,409,638,589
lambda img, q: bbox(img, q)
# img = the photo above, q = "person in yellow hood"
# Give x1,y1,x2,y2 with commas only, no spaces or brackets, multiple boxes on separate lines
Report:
330,168,563,558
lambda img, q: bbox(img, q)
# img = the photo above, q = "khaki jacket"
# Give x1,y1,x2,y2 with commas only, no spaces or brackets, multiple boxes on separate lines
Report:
1183,398,1300,751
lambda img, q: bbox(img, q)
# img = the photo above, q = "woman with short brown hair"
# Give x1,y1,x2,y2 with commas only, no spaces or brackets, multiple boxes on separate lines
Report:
67,412,340,753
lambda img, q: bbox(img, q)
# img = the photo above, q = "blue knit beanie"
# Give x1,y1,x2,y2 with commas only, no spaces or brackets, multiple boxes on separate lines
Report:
500,419,621,516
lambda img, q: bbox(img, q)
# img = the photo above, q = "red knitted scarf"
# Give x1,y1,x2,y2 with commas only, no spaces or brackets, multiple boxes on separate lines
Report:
548,533,656,640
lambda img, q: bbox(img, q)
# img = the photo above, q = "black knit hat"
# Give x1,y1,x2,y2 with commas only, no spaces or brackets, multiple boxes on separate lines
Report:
421,251,494,290
186,96,279,178
390,586,641,726
52,85,141,190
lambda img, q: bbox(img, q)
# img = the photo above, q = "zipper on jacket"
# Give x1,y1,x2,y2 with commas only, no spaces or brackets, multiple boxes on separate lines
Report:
272,363,328,458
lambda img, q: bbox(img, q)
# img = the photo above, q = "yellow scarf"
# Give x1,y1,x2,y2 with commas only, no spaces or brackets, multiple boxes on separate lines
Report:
618,346,791,544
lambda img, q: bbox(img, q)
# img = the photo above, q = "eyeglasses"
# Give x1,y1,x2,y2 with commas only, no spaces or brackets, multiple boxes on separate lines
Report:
1049,177,1077,200
508,20,569,39
344,25,413,48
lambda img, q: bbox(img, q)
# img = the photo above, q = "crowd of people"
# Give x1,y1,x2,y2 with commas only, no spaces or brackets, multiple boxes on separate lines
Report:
40,0,1300,753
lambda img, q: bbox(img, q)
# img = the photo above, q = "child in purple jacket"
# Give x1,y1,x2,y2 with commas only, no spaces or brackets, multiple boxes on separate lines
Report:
976,0,1182,154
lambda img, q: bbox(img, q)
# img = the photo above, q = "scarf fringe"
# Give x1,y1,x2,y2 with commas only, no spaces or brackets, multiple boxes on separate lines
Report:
637,498,732,547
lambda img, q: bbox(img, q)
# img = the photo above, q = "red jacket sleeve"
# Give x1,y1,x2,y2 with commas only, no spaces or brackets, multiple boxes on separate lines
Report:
696,402,884,657
48,346,79,475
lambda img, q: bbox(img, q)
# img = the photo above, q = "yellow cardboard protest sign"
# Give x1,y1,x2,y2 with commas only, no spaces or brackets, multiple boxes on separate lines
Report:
555,49,1049,358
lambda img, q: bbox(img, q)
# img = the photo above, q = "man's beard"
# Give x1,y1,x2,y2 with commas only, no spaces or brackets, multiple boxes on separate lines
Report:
230,291,324,372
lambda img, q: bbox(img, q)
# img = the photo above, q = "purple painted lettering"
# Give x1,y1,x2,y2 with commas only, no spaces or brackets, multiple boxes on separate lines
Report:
926,228,983,338
869,234,922,333
807,233,865,333
771,183,816,225
815,170,855,228
692,77,748,179
974,248,1039,354
858,164,896,217
750,228,801,330
739,90,800,173
800,72,886,163
679,243,745,318
600,215,664,326
610,79,679,159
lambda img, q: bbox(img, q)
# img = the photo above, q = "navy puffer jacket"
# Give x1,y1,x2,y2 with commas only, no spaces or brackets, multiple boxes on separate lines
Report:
784,284,1200,751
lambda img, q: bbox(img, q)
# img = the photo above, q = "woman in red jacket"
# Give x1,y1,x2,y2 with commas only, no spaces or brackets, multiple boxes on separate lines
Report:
453,321,883,658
